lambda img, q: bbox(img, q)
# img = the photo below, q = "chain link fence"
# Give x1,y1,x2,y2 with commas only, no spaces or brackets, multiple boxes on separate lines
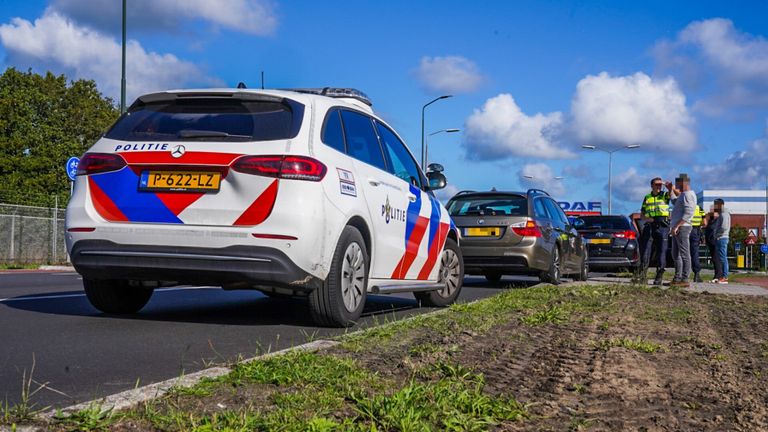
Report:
0,202,67,264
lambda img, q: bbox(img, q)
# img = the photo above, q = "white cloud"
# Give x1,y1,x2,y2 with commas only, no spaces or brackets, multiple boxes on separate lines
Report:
0,12,222,102
562,163,596,180
518,163,566,197
415,56,483,94
653,18,768,115
49,0,277,36
463,93,572,160
610,167,655,210
570,72,696,151
695,121,768,189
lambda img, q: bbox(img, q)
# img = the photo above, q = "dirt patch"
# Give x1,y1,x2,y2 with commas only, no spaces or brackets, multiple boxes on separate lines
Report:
342,287,768,431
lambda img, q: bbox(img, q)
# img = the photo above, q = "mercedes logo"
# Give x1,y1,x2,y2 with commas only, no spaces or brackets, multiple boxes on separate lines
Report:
478,219,485,225
171,145,186,158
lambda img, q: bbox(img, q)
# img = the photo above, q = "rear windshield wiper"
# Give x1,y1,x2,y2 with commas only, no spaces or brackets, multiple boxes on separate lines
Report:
177,130,252,139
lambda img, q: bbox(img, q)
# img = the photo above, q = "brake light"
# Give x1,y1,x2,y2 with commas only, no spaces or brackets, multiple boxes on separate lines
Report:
252,233,298,240
232,155,326,181
613,230,637,240
67,227,96,232
76,153,127,175
511,219,542,237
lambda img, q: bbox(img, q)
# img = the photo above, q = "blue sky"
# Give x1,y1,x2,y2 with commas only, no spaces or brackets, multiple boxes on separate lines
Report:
1,0,768,213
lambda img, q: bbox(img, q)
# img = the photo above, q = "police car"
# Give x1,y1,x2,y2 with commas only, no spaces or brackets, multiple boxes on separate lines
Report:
65,87,463,327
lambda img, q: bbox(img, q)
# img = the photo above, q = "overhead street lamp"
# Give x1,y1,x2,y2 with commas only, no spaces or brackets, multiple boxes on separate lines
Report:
421,95,452,169
523,175,564,180
425,128,460,168
581,144,640,215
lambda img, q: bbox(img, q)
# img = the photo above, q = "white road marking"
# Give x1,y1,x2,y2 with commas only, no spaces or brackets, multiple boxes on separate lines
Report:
0,286,219,303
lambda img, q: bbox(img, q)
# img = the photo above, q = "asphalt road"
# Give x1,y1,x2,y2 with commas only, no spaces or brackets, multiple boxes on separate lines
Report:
0,271,533,409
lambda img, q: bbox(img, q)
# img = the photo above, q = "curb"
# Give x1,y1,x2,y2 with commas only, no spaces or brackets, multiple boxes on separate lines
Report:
38,265,75,272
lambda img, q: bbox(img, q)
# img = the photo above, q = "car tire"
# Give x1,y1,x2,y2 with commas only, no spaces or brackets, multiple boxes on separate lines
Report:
83,279,154,314
575,252,589,281
540,246,562,285
484,272,503,283
308,226,368,327
415,237,464,307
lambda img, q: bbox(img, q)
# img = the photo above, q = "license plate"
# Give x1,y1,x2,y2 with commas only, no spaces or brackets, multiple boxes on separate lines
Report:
139,171,221,192
465,227,500,237
588,238,611,244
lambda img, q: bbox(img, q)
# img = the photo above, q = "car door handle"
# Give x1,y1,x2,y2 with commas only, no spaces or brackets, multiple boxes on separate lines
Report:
407,193,417,202
368,178,381,186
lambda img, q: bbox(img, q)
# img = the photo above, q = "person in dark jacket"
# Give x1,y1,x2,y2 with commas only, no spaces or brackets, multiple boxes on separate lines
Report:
703,209,720,280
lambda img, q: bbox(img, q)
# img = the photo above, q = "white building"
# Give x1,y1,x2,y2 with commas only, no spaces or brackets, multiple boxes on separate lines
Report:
697,190,768,239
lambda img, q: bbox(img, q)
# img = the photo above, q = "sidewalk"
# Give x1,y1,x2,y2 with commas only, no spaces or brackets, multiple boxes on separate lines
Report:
588,275,768,296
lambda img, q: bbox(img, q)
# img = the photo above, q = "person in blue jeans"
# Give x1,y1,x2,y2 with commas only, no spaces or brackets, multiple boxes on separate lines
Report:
712,198,730,283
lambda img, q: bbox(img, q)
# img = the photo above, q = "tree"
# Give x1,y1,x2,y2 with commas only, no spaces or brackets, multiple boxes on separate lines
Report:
0,68,119,207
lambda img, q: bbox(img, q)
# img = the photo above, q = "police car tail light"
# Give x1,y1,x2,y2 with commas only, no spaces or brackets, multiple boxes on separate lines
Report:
511,219,542,237
232,155,326,181
76,153,126,176
613,230,637,240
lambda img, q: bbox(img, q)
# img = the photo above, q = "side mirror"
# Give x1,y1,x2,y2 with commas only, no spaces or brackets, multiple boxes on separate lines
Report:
426,171,447,190
427,163,444,173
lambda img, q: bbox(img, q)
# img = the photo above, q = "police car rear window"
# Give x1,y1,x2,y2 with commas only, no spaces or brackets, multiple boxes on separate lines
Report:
448,195,528,216
105,98,303,142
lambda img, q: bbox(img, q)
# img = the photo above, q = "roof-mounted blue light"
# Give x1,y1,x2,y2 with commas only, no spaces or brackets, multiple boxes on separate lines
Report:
281,87,372,106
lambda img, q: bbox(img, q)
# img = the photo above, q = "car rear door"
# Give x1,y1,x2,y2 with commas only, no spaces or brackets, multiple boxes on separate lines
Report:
340,110,411,280
544,198,578,271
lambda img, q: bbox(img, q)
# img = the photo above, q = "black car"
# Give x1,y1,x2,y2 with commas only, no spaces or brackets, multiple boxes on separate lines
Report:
575,215,639,271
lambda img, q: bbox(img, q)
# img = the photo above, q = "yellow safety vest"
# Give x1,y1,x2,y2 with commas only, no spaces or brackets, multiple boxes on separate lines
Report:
642,192,670,218
691,205,705,227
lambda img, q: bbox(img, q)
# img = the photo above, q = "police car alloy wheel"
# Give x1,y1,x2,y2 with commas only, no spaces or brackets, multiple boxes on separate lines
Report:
415,238,464,307
309,226,368,327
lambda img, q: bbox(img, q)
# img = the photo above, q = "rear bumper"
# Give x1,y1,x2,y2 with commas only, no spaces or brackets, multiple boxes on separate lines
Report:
70,240,323,290
587,256,639,269
463,255,538,275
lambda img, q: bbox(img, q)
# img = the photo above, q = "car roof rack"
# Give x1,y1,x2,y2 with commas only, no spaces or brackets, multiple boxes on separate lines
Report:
526,188,550,196
280,87,372,106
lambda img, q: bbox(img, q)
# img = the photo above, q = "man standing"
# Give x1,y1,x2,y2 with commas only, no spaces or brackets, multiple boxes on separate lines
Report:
638,177,671,285
712,198,731,284
668,174,696,287
689,204,707,283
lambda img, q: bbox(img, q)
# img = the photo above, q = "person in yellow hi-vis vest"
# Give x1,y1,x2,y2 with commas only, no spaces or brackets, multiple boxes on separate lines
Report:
637,177,670,285
689,205,707,282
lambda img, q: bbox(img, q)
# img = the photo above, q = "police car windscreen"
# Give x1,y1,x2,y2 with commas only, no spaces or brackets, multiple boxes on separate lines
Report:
448,195,528,216
577,216,631,230
105,98,301,142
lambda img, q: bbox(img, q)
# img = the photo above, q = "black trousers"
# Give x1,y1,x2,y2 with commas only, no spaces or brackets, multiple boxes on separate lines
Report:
689,227,701,274
707,239,722,279
640,223,669,272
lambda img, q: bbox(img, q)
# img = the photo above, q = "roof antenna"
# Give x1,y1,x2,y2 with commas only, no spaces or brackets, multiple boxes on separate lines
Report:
237,82,247,89
261,71,265,89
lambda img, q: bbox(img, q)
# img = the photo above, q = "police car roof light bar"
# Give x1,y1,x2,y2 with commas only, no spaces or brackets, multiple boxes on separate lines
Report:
281,88,373,106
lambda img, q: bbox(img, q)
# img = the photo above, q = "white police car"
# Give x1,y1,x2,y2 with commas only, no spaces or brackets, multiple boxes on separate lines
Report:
65,87,463,327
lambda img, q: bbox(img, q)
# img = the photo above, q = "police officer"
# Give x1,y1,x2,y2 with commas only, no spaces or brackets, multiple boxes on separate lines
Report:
689,205,706,282
638,177,670,285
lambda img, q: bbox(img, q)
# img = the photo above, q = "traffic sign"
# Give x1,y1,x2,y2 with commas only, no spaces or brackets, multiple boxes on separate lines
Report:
66,157,80,181
735,242,742,252
745,235,757,246
761,244,768,254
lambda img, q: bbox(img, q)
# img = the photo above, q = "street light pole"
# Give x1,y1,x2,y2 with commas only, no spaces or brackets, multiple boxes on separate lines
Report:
581,144,640,215
421,95,452,169
120,0,127,114
425,128,460,168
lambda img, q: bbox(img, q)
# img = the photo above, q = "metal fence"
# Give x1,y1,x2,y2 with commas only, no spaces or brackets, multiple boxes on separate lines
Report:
0,203,67,264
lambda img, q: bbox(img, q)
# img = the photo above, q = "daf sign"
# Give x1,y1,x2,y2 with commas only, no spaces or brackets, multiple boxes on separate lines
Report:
558,201,602,212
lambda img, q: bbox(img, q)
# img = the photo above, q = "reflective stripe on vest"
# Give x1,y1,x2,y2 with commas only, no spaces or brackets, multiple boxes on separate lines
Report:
642,192,670,218
692,206,705,227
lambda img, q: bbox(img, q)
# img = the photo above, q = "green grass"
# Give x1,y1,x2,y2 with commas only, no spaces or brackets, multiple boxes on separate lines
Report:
521,305,568,326
53,404,119,431
641,306,693,323
596,337,664,353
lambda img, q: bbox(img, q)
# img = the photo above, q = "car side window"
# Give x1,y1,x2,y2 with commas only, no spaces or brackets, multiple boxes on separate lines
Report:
375,121,422,188
340,110,388,172
533,198,549,219
544,199,569,225
321,109,345,153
